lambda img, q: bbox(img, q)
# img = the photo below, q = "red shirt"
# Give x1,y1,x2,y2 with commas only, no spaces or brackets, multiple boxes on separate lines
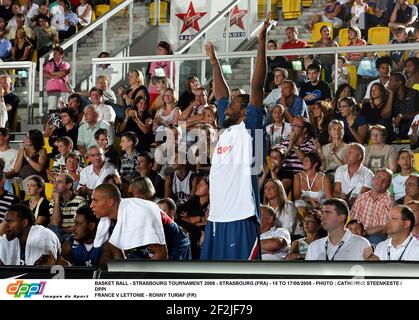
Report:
281,39,308,61
348,38,367,61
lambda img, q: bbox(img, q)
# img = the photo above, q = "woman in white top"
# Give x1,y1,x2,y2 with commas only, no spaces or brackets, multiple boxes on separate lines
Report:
293,151,333,213
286,210,325,260
21,0,39,21
389,148,417,202
76,0,92,28
264,178,304,237
320,119,349,176
364,124,398,174
153,88,181,133
266,104,292,148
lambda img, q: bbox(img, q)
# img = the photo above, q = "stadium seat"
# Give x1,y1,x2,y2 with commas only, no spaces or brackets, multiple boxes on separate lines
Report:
91,9,96,22
110,0,123,7
308,22,333,45
44,138,53,154
338,28,349,46
415,153,419,171
282,0,302,20
45,183,53,201
368,26,390,45
302,0,312,7
150,0,169,24
94,4,111,17
346,63,358,90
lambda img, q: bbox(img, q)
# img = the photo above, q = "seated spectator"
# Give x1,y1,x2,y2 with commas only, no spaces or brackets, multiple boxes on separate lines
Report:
94,128,117,167
351,0,369,28
34,15,59,58
10,26,32,66
312,26,339,83
364,125,398,173
405,57,419,90
408,113,419,148
149,76,171,117
51,136,78,173
266,104,292,148
176,176,209,259
346,219,366,237
260,205,291,260
363,55,392,101
0,28,11,61
259,147,285,191
13,129,48,181
297,54,322,86
294,151,333,213
309,0,344,29
360,83,393,140
286,210,325,260
78,146,118,197
96,52,114,84
263,178,303,238
88,87,116,124
263,67,288,108
279,80,310,122
178,76,200,111
0,171,20,223
333,143,374,205
64,152,82,188
265,40,288,92
363,0,394,36
0,73,19,131
0,204,60,266
331,56,350,88
158,198,177,220
47,108,78,157
119,131,139,183
277,116,316,191
22,175,50,226
7,13,34,42
49,173,87,242
76,0,92,29
332,83,354,114
388,0,417,36
403,174,419,204
0,128,18,177
103,173,123,195
95,75,116,104
134,151,165,199
92,183,167,265
338,97,368,144
306,198,371,261
390,71,419,139
390,26,409,71
389,149,416,203
61,205,103,267
117,69,149,108
351,168,394,244
311,100,334,145
320,119,349,178
407,200,419,239
0,0,13,25
364,205,419,260
299,64,332,106
77,105,114,157
119,96,153,152
152,88,181,133
281,26,307,62
21,0,39,22
51,0,78,41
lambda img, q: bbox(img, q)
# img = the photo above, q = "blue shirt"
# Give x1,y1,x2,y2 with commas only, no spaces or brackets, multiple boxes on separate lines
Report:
69,236,103,267
0,38,11,59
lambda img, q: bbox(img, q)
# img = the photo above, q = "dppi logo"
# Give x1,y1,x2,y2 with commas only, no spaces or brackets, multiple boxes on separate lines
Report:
6,280,46,298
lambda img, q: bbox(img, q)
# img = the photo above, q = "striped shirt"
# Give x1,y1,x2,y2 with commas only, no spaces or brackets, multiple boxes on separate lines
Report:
119,150,139,179
350,190,394,229
277,137,316,174
49,195,87,228
0,191,20,222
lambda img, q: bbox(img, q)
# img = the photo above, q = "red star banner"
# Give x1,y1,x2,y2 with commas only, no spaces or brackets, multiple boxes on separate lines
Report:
175,2,207,34
230,5,248,30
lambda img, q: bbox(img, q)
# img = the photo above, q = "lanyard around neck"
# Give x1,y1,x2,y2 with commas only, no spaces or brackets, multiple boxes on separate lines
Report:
387,236,413,261
325,240,344,261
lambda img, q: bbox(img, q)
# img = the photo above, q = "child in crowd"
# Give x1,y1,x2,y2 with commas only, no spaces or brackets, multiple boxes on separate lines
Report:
331,56,350,88
119,131,139,183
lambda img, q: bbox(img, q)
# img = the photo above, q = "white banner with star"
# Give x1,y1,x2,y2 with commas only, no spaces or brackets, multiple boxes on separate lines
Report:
170,0,258,51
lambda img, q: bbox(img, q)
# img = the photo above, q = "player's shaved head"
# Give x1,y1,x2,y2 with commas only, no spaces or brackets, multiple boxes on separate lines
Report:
95,183,121,202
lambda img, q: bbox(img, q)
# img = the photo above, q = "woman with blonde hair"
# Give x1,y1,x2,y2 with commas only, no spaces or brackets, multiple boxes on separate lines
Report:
150,76,172,117
129,176,158,202
320,119,349,176
118,69,149,107
152,88,181,133
263,178,303,238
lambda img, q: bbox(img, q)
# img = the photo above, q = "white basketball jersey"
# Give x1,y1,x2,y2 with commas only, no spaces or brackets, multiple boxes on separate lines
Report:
209,121,256,222
172,170,193,204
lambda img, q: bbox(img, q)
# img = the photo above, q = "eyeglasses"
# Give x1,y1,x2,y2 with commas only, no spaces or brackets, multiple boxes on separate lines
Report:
385,216,404,222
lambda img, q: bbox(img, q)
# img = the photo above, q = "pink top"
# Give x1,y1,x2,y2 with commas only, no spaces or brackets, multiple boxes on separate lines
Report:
348,38,367,61
44,59,71,93
148,60,174,94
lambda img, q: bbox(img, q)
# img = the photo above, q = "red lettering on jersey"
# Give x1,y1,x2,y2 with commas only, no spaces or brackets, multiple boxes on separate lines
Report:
217,145,232,155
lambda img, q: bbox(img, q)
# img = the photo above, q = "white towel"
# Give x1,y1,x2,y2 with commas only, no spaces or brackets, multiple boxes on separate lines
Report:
0,225,61,265
93,198,166,250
